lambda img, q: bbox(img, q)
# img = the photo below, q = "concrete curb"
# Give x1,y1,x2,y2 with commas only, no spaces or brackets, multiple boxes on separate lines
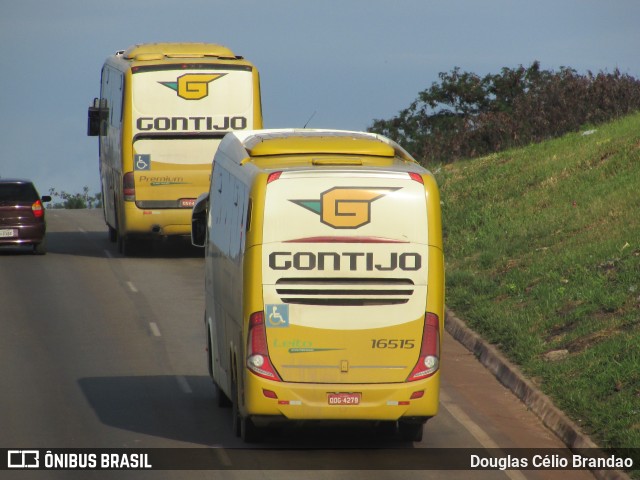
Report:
445,308,632,480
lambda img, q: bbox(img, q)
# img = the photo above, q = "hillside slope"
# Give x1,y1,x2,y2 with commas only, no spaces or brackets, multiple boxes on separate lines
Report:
436,112,640,452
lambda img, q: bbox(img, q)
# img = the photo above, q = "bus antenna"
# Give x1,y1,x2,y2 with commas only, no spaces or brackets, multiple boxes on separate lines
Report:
303,111,317,128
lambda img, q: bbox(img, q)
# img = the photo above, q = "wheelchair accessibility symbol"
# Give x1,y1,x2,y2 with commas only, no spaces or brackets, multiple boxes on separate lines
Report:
134,154,151,171
266,304,289,328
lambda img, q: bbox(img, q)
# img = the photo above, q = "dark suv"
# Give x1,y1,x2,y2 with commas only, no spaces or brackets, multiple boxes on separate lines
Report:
0,179,51,254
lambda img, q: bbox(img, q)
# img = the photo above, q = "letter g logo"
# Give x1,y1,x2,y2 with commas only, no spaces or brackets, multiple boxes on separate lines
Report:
292,187,399,229
160,73,225,100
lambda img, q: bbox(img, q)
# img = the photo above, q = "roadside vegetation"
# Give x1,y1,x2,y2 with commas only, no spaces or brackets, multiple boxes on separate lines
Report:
368,63,640,464
369,61,640,165
48,187,101,209
437,113,640,458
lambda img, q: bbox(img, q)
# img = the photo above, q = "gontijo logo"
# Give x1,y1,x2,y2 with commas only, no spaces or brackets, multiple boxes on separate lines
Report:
291,187,400,229
159,73,226,100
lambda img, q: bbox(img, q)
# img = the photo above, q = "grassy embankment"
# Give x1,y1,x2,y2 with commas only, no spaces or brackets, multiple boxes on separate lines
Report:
436,112,640,453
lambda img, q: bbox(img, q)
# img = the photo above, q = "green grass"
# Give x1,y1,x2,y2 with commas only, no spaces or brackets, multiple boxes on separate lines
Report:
436,113,640,456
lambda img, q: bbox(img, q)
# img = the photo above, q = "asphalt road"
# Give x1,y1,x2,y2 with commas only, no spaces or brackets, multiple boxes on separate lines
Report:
0,209,595,480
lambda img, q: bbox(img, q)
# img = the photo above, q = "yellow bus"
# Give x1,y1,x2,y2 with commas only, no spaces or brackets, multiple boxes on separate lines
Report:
88,43,262,254
191,129,445,442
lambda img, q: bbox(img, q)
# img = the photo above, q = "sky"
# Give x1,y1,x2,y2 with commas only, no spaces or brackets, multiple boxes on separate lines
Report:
1,0,639,197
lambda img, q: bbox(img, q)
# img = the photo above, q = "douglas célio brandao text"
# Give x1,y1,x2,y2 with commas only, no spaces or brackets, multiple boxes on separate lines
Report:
470,453,634,471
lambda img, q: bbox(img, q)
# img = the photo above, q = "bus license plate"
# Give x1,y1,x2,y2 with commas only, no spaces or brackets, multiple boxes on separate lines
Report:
0,229,17,238
328,392,361,405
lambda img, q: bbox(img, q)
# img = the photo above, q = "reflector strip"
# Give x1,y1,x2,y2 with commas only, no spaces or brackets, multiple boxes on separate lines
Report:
285,236,409,244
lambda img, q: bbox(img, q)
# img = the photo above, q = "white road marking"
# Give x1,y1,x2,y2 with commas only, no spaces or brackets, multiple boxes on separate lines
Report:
149,322,161,337
440,391,528,480
126,281,138,293
210,447,232,467
176,375,192,394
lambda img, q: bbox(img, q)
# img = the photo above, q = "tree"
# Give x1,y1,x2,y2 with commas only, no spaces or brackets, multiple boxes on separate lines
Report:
368,62,640,165
48,187,102,209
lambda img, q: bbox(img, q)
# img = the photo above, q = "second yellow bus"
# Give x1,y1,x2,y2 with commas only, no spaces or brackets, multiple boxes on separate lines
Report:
88,42,262,254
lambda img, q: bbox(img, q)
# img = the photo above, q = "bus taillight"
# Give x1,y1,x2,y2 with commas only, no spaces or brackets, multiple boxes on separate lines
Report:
267,171,282,184
406,313,440,382
123,172,135,202
247,311,282,381
409,172,424,184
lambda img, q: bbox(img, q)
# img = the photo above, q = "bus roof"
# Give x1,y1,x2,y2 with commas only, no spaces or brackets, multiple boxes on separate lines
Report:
121,43,240,62
220,129,419,165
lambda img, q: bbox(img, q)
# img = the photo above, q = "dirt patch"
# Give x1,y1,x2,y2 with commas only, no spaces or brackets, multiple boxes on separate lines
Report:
565,328,620,354
545,318,579,345
543,349,569,362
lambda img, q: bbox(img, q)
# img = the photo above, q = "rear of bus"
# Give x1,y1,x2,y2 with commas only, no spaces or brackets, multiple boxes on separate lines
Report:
242,134,444,440
123,44,261,241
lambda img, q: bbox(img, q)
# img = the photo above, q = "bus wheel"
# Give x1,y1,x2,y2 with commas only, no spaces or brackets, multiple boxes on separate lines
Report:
108,225,117,243
231,381,241,437
240,415,261,443
231,380,261,442
117,234,127,255
118,234,139,256
398,420,424,442
115,207,127,255
214,382,232,408
376,420,397,436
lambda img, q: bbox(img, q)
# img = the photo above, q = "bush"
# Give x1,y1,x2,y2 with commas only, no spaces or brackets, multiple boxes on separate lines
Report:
368,62,640,164
48,187,102,209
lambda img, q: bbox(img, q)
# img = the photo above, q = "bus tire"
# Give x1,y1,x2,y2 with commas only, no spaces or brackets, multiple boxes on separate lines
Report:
117,234,127,255
214,382,232,408
376,420,397,436
115,207,127,255
240,415,261,443
231,378,261,442
231,380,241,437
108,225,117,242
398,420,424,442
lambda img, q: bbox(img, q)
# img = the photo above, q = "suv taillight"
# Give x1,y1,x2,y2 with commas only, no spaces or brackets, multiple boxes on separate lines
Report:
31,199,45,218
123,172,135,202
247,311,282,381
406,313,440,382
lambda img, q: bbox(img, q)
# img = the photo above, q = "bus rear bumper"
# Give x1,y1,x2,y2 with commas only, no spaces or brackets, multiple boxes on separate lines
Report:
122,203,192,236
243,373,440,422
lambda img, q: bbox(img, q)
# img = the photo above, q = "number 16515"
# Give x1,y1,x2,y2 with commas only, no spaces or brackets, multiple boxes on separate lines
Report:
371,339,415,349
